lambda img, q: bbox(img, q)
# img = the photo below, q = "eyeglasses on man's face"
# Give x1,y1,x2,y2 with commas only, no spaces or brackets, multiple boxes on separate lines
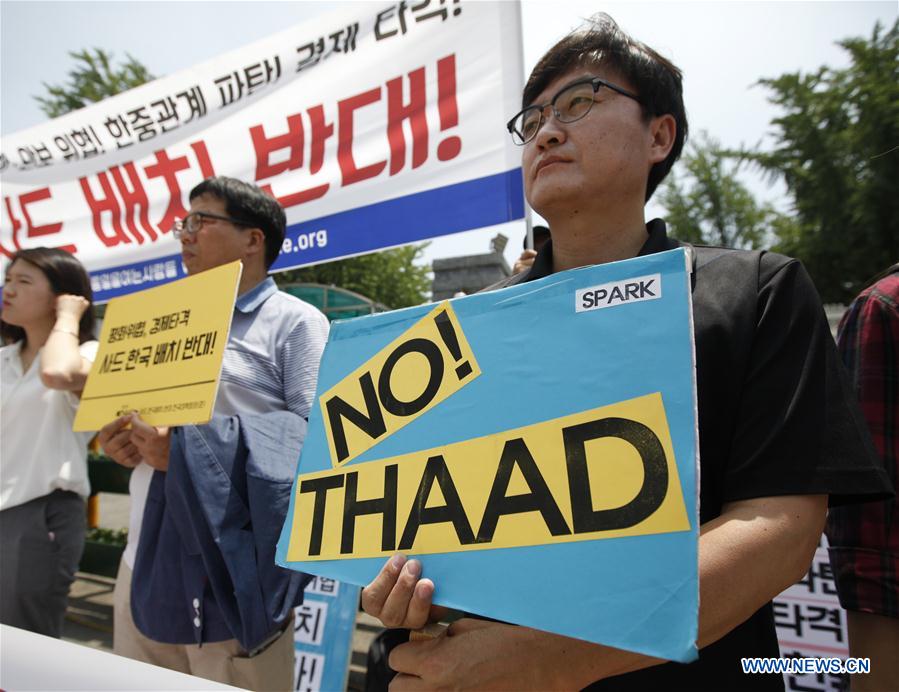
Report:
172,211,252,239
506,77,642,146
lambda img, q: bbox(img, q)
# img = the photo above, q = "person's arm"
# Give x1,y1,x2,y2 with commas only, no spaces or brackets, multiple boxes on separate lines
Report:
40,294,92,391
363,493,827,690
281,309,330,419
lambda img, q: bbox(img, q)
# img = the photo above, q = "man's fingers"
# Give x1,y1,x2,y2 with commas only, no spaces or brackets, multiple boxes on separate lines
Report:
362,554,407,617
130,416,169,447
388,638,442,677
98,415,131,446
362,555,435,628
101,430,143,469
403,579,435,630
447,617,496,636
130,435,156,456
388,673,426,691
129,414,155,437
379,560,428,628
130,427,150,445
120,448,143,468
100,429,132,457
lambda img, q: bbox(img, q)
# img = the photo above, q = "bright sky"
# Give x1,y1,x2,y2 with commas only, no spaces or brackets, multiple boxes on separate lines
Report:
1,0,895,267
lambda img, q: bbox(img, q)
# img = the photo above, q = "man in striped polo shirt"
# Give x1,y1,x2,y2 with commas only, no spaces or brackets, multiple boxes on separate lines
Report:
99,176,329,690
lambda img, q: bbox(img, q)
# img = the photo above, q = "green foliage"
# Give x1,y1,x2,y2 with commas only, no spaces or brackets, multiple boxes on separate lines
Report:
659,132,792,250
85,527,128,545
741,20,899,303
275,244,432,309
35,48,154,118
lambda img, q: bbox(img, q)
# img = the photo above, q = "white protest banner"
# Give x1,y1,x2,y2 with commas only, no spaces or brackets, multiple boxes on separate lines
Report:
0,2,525,302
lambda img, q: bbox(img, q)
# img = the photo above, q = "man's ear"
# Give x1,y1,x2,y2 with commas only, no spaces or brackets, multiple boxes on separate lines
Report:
649,114,677,164
244,227,267,260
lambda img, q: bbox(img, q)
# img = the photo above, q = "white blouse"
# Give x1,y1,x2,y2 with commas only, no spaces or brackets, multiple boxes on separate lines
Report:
0,340,99,511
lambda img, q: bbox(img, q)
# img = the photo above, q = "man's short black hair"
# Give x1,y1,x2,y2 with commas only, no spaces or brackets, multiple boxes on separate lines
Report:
189,177,286,269
523,13,688,202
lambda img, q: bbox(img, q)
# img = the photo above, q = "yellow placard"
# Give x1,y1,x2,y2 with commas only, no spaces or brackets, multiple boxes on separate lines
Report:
287,392,690,561
73,261,242,431
319,301,480,468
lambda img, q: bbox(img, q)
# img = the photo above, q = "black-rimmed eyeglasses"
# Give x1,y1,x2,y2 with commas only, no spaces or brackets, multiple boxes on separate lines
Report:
506,77,642,145
172,211,253,239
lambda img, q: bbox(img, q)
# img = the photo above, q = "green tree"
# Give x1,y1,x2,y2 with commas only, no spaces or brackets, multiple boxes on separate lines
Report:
742,19,899,303
36,48,155,118
275,243,432,309
658,132,791,250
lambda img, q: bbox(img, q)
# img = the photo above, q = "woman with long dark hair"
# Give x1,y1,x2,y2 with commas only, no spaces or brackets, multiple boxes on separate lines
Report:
1,247,98,637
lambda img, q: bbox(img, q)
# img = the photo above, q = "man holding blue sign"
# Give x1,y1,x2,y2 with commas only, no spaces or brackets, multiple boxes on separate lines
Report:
361,14,891,690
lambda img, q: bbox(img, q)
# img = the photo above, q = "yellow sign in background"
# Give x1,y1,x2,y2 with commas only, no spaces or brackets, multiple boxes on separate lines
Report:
320,301,481,468
288,392,690,561
73,261,241,431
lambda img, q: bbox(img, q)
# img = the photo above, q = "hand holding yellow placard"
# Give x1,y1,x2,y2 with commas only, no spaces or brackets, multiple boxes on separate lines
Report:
73,261,242,431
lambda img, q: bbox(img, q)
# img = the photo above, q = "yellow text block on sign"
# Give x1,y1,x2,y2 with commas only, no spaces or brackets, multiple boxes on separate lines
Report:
73,261,242,431
288,392,691,561
320,301,480,468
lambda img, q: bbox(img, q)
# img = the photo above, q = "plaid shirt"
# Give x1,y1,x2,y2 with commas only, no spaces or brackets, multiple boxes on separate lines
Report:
826,265,899,617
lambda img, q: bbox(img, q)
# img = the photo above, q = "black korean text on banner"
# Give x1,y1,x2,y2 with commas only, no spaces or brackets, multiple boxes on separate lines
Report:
287,393,691,561
320,301,480,468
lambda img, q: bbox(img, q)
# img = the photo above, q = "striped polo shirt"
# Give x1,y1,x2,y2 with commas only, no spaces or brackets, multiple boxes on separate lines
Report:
217,276,329,420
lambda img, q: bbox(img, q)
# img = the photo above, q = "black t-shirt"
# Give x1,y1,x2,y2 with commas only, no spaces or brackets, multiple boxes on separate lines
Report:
502,220,891,691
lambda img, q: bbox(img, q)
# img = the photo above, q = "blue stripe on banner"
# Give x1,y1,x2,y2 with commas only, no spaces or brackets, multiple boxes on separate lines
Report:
90,253,187,303
271,167,525,271
89,167,524,303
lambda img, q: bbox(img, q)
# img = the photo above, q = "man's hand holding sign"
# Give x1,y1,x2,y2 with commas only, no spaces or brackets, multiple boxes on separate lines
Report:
87,262,241,477
98,414,171,471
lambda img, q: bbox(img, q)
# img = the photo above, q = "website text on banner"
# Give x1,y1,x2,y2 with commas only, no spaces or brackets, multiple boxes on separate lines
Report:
72,261,241,431
0,2,525,302
276,249,700,663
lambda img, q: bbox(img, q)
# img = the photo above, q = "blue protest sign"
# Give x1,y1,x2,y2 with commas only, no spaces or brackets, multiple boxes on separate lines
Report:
294,577,360,692
278,248,699,662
